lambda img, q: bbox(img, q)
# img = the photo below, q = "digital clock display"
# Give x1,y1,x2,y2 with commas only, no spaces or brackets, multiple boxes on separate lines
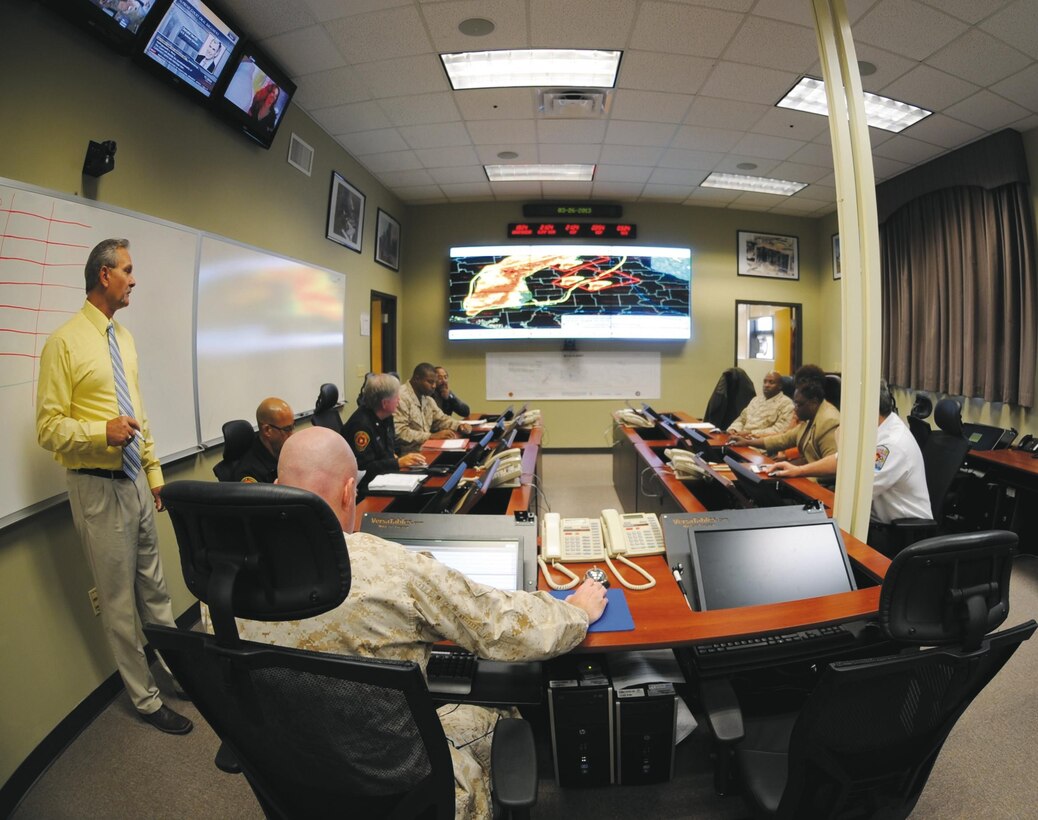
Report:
522,203,623,218
507,222,637,240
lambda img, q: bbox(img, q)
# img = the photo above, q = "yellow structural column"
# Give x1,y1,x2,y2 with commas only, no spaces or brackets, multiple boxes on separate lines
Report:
811,0,882,539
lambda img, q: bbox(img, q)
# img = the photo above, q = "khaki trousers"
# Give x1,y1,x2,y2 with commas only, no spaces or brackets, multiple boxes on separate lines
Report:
67,470,176,714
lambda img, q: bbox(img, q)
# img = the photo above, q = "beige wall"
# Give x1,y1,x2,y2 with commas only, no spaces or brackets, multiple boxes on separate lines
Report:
401,202,827,447
0,6,402,788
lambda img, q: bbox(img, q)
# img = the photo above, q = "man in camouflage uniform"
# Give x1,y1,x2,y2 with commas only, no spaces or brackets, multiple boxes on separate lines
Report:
394,362,472,453
216,427,607,817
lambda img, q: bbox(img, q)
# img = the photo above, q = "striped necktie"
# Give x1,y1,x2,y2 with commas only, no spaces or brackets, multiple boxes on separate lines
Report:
108,323,141,480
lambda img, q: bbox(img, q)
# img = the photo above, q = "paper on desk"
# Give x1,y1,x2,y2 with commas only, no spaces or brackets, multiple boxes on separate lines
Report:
608,649,698,743
431,438,467,450
366,473,426,493
679,422,718,431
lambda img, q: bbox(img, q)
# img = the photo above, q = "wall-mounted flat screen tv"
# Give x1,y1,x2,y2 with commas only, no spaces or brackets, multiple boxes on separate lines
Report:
448,245,692,341
216,43,297,149
45,0,164,52
139,0,239,98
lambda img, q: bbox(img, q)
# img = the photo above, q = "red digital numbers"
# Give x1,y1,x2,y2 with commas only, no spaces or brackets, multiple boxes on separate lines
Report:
536,223,557,235
509,223,533,236
616,224,632,237
506,222,637,239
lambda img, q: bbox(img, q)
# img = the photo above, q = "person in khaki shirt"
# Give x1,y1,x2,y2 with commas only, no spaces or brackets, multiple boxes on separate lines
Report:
727,370,795,438
394,362,472,453
35,238,191,735
211,427,607,818
730,380,840,464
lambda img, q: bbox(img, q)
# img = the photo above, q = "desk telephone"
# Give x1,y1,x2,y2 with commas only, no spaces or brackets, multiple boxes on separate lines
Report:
538,510,664,591
615,409,653,428
483,447,523,487
665,448,710,480
1015,434,1038,454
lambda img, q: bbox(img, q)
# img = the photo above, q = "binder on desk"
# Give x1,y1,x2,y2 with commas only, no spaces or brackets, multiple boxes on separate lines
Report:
550,588,634,632
366,473,427,494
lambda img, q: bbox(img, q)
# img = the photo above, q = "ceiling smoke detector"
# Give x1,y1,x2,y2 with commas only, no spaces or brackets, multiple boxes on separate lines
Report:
538,89,609,118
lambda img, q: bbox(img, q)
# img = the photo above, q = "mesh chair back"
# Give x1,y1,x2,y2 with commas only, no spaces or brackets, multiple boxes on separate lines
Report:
311,383,344,432
918,428,971,521
213,420,256,481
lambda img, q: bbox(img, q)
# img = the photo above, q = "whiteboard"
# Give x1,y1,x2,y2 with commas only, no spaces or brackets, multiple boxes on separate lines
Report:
196,236,345,442
0,179,199,524
485,352,661,400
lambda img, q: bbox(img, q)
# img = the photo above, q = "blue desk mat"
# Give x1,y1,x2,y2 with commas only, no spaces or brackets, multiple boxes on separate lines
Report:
549,588,634,632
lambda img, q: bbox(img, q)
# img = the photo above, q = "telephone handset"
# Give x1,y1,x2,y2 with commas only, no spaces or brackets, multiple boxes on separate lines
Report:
484,446,522,469
1015,434,1038,453
489,459,523,488
665,448,709,480
616,409,653,428
538,510,662,591
516,409,542,427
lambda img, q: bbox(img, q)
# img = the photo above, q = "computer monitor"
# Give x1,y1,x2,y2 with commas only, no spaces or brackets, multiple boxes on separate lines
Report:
461,429,495,467
662,507,857,611
451,460,500,515
359,512,539,592
419,461,469,514
722,455,793,507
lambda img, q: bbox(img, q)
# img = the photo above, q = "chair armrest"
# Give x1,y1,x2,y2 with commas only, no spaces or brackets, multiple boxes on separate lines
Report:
888,517,937,530
491,718,537,812
699,677,744,744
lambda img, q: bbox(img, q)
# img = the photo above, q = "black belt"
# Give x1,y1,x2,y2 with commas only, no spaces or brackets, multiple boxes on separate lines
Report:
74,468,131,480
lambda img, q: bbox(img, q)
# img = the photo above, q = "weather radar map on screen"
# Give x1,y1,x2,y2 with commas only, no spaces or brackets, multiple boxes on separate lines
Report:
448,245,692,340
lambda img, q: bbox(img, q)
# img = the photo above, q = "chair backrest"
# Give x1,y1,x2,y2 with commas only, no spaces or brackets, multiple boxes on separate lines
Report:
823,373,841,409
933,397,964,437
911,393,933,419
907,414,931,449
213,419,255,482
311,382,344,432
146,480,458,818
919,427,971,520
703,367,756,429
779,374,794,398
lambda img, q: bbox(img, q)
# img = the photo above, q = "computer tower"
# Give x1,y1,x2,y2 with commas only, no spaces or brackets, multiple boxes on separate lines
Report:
547,674,614,787
614,683,677,785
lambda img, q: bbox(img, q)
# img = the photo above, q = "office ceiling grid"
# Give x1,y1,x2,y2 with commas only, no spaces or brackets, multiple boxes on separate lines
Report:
218,0,1038,213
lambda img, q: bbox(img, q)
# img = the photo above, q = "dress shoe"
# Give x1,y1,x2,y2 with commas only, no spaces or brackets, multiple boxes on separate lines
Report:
141,705,193,735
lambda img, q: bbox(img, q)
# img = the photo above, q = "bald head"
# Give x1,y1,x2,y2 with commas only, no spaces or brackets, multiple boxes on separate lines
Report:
278,427,358,532
256,396,295,457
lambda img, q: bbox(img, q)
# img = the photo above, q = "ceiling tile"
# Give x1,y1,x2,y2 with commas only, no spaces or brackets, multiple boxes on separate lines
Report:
772,197,825,214
794,184,836,203
392,185,447,203
474,144,539,163
870,155,913,180
806,42,919,94
376,169,437,187
749,108,830,142
618,51,716,94
598,145,665,166
489,181,544,198
768,162,831,183
721,16,818,73
787,142,835,168
399,122,473,149
731,133,805,161
610,90,694,124
261,25,345,75
529,0,637,48
685,97,770,130
901,113,985,149
291,66,370,109
630,3,743,58
339,128,409,155
880,64,980,112
536,120,608,144
467,120,538,144
378,93,462,127
670,0,755,11
684,187,740,206
592,182,647,198
918,0,1016,25
325,5,433,64
354,55,450,98
658,148,726,170
428,165,495,185
421,0,529,52
360,151,424,172
311,101,391,134
441,182,496,200
672,124,747,152
221,0,315,38
697,61,800,105
414,145,481,167
640,184,692,201
979,1,1038,60
537,144,602,163
872,134,946,165
648,167,707,186
943,89,1032,130
852,0,968,62
595,165,654,183
728,192,787,210
991,63,1038,112
454,89,538,121
302,0,411,23
604,121,679,147
710,156,780,175
540,181,596,198
927,29,1032,87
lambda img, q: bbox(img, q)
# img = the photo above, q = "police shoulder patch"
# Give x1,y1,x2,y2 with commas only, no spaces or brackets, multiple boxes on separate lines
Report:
874,445,890,471
240,476,258,483
354,430,371,451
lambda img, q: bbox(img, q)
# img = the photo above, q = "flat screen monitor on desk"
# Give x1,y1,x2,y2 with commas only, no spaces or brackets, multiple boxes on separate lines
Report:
662,507,857,611
359,512,538,592
723,456,797,508
451,460,500,515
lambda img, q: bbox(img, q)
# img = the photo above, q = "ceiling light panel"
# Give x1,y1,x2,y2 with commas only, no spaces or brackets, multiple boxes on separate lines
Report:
485,164,596,182
777,77,932,133
442,49,621,90
701,172,806,196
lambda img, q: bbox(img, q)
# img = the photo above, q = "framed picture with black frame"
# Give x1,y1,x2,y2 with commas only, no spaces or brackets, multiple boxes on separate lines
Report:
374,208,401,271
326,172,364,253
832,233,842,280
737,230,799,280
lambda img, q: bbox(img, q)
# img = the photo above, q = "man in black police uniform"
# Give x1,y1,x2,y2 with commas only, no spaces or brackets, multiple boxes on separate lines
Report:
433,365,471,418
232,396,294,483
343,373,426,495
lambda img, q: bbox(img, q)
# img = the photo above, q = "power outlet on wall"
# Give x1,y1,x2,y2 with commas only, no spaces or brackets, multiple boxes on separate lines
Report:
88,587,101,616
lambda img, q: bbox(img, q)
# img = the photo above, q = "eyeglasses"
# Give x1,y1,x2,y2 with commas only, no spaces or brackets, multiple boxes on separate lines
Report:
264,422,294,434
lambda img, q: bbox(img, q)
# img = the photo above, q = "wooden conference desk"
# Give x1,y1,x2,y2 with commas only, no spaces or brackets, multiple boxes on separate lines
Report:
587,413,891,652
964,447,1038,552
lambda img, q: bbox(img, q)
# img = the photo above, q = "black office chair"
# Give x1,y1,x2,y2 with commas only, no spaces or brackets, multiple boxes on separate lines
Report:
704,367,756,429
907,415,931,449
910,393,933,419
311,382,344,433
212,419,255,481
144,480,537,819
823,373,841,409
703,530,1035,819
779,375,794,398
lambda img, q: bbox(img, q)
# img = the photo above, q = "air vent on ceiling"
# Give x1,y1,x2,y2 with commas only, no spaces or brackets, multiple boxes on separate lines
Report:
538,88,610,118
287,133,314,176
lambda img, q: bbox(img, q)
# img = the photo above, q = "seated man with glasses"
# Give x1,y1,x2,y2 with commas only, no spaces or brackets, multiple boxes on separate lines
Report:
231,396,295,483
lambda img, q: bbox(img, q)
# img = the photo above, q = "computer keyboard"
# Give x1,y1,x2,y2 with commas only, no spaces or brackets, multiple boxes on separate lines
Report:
426,649,477,696
691,624,858,672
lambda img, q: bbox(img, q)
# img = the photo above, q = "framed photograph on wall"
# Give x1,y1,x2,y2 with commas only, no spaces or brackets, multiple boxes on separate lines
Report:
737,231,799,280
374,208,401,271
832,233,841,280
326,172,364,252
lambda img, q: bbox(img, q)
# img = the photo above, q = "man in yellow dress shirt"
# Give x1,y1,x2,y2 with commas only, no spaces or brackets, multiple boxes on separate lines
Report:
35,238,192,735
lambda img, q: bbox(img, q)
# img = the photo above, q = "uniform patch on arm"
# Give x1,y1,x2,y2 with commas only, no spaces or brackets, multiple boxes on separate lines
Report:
874,445,890,471
354,431,370,451
240,476,258,483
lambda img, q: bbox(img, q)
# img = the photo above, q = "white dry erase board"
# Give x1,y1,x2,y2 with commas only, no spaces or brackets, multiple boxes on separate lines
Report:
485,351,661,400
0,177,346,526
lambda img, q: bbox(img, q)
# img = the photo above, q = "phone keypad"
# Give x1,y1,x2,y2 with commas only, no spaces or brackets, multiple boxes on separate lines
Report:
561,518,603,558
621,515,664,554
